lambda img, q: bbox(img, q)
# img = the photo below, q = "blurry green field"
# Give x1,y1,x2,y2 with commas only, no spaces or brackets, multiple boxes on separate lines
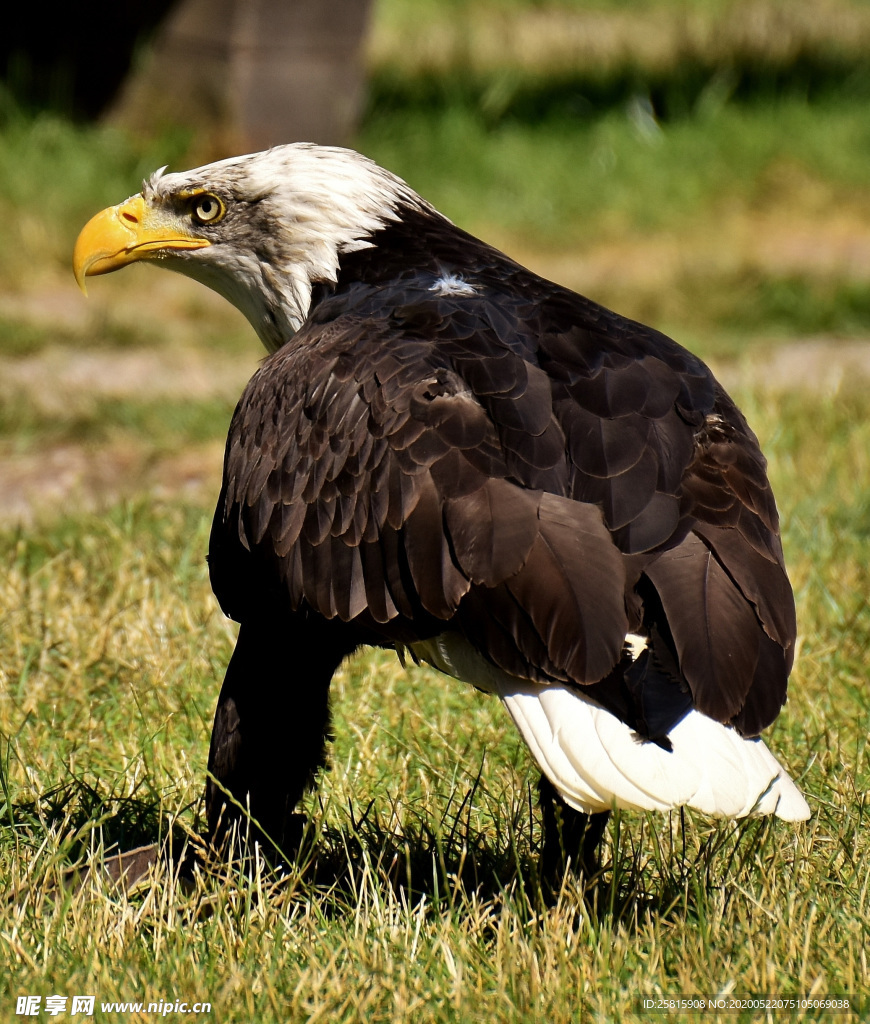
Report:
3,91,870,365
1,0,870,1020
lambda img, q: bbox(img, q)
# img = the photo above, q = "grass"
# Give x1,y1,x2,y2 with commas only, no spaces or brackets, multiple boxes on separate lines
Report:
360,93,870,247
0,395,237,451
3,90,870,373
0,105,192,286
369,0,870,81
3,22,870,364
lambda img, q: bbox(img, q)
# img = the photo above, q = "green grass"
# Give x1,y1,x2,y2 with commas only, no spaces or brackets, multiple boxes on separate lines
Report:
0,388,868,1022
3,39,870,356
359,95,870,247
0,108,192,285
368,0,870,128
0,395,237,451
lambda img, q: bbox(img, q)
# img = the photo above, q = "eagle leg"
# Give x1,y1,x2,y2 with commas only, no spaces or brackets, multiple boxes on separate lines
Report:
538,775,609,899
204,613,358,865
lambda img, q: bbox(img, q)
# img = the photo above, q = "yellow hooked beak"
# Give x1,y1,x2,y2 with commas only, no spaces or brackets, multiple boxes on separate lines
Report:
73,195,211,294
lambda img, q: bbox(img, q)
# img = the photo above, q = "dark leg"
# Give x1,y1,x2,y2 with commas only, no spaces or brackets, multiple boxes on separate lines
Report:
205,613,358,862
538,775,610,895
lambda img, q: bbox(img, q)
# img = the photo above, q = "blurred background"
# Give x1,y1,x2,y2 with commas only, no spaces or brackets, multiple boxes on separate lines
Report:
1,0,869,519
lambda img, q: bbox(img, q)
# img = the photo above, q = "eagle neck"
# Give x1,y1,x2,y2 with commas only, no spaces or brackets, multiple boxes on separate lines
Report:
326,204,509,296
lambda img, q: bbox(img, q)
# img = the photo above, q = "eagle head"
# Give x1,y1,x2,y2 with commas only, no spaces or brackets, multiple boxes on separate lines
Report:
73,143,426,351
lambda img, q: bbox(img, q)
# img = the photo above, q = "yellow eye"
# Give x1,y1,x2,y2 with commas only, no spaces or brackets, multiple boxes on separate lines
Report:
191,194,224,224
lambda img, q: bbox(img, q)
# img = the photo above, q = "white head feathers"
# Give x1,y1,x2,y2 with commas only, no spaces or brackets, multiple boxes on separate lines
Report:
144,144,430,350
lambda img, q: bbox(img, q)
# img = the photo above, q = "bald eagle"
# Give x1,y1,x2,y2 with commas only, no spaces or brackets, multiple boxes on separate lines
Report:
74,143,809,878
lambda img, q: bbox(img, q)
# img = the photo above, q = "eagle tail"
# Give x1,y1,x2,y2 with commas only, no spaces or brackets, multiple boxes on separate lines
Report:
499,680,810,822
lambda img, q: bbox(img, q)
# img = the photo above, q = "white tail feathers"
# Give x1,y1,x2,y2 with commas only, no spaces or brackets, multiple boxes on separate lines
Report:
411,632,810,823
499,680,810,821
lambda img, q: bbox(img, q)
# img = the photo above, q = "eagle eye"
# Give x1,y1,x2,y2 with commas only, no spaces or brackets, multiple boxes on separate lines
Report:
191,194,225,224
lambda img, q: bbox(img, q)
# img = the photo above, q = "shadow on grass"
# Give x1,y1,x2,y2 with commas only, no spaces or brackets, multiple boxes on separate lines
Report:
9,776,188,852
3,775,781,931
1,775,196,897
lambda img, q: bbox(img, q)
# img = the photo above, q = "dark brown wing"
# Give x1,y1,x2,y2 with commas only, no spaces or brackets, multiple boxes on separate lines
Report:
209,304,629,685
208,270,794,735
643,387,796,736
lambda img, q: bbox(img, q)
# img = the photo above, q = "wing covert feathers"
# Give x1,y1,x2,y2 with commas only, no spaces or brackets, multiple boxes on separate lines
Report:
209,240,800,798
